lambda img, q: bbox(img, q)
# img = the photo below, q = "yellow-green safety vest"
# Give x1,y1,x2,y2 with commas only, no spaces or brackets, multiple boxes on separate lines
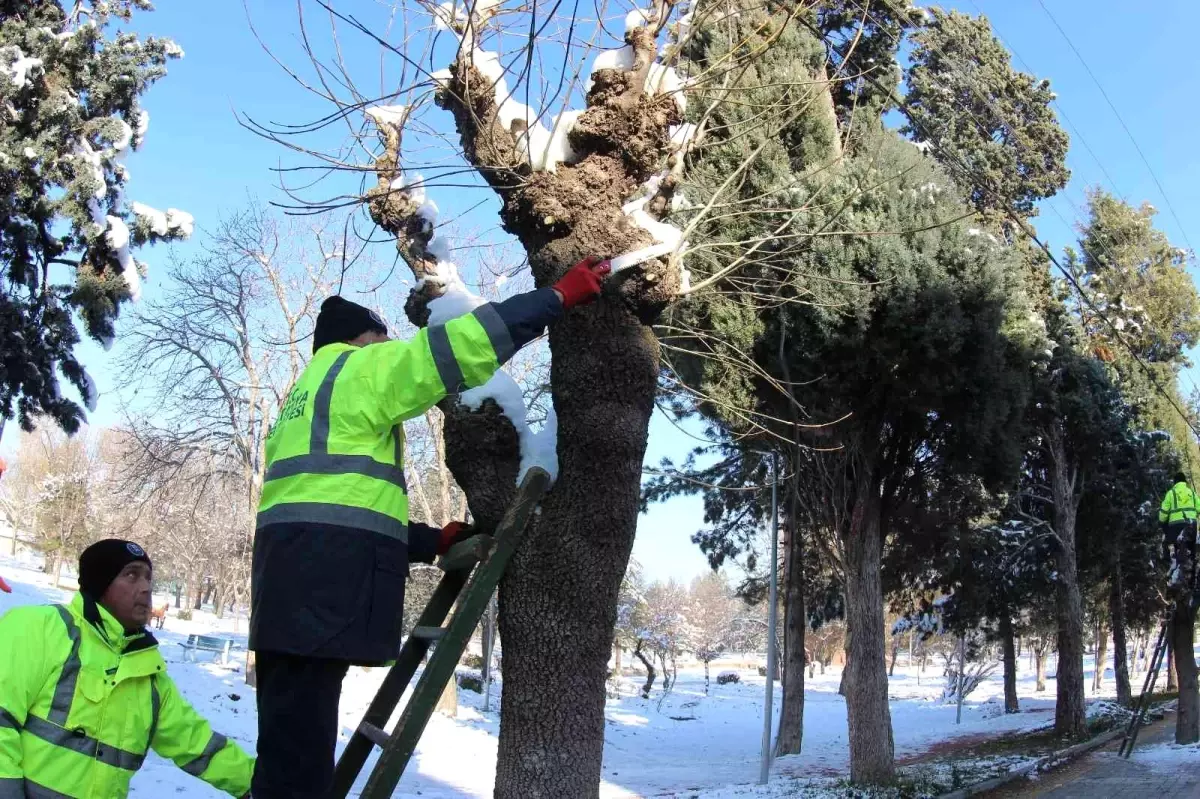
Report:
258,304,515,540
1160,481,1198,524
0,593,253,798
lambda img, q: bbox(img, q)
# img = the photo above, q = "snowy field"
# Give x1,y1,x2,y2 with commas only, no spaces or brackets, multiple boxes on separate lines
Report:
0,553,1143,797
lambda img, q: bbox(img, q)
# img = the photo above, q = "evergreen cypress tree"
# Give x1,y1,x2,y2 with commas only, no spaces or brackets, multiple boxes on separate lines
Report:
0,0,187,433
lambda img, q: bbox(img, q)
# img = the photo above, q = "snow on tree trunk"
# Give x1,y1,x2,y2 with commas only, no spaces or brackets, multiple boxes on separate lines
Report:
1171,599,1199,743
1035,648,1048,692
843,492,894,782
776,517,805,756
704,659,710,695
1000,614,1019,714
1048,425,1086,739
360,9,687,793
1168,641,1178,692
1110,565,1133,705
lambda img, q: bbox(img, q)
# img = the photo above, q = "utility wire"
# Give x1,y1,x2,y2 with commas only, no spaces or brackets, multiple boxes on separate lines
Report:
1033,0,1196,256
846,0,1200,447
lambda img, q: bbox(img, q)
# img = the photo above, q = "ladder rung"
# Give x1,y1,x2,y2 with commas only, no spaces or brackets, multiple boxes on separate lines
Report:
358,721,391,748
439,534,493,572
410,626,446,641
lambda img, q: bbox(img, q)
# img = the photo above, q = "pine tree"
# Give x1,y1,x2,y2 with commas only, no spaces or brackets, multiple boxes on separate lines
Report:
902,8,1070,232
0,0,187,433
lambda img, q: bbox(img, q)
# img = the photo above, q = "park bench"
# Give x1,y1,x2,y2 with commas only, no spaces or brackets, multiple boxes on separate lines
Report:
178,634,238,665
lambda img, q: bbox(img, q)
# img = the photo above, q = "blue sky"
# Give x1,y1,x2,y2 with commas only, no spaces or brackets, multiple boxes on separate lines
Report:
4,0,1199,584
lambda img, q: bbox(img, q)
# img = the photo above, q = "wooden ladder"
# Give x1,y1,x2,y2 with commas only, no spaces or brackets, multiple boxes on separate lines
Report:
329,467,551,798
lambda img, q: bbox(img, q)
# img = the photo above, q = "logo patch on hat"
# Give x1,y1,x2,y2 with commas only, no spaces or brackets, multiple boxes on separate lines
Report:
126,542,145,557
369,310,386,329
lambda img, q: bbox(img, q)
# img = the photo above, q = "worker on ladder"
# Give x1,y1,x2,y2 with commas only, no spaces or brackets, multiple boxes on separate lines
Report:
1159,471,1198,585
249,258,610,799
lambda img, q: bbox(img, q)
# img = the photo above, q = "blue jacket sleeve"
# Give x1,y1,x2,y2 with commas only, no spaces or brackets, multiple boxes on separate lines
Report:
408,522,444,564
489,288,562,353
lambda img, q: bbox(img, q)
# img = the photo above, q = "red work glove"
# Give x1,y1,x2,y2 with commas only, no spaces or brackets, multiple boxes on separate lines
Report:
552,256,611,310
0,574,9,594
437,521,472,556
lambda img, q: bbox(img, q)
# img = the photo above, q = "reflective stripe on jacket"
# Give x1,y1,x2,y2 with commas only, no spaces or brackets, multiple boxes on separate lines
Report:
1159,481,1198,524
250,288,561,662
257,291,559,541
0,593,252,798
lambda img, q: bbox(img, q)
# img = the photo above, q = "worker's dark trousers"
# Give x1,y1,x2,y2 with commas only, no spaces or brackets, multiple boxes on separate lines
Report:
252,651,350,799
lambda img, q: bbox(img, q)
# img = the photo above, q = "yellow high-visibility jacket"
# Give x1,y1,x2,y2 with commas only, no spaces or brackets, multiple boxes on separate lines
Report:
1160,481,1198,525
0,593,253,798
251,289,562,664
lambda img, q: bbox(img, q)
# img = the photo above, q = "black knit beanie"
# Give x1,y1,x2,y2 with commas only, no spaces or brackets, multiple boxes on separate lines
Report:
78,539,152,599
313,296,388,354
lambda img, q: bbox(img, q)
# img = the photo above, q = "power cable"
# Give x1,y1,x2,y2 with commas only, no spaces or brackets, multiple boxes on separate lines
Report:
843,0,1200,448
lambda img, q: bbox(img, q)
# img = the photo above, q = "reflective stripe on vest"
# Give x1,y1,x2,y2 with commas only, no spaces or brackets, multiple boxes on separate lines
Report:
1168,484,1197,522
181,731,228,777
426,305,514,394
261,351,409,542
22,715,145,771
20,780,74,799
47,606,80,726
17,606,154,776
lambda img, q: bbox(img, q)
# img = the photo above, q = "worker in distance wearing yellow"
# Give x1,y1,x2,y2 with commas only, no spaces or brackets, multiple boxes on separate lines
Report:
1161,471,1199,570
0,539,254,798
250,256,611,798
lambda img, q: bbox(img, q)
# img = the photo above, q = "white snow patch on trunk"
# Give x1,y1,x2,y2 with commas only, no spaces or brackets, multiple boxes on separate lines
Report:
366,105,408,128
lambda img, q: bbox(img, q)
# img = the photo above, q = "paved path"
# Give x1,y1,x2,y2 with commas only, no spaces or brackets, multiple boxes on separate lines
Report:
987,714,1200,798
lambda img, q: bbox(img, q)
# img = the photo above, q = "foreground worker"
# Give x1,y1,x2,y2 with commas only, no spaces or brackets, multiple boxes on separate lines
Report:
0,539,253,798
1161,471,1199,566
250,257,610,798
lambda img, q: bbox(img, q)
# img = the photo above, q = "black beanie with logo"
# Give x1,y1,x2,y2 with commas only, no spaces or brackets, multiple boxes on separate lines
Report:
313,296,388,354
78,539,152,599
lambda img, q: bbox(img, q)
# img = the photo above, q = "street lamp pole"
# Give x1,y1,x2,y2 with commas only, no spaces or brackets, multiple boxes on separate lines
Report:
759,448,779,785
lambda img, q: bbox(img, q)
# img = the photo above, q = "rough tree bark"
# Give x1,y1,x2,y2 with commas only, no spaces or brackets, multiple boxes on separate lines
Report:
776,514,806,756
1168,641,1178,691
1048,426,1087,739
364,15,686,796
1171,538,1199,743
843,491,894,782
1171,600,1199,743
1110,564,1133,705
1000,614,1019,714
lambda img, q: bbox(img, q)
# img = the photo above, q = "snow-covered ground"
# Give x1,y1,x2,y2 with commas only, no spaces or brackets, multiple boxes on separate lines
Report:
0,554,1139,797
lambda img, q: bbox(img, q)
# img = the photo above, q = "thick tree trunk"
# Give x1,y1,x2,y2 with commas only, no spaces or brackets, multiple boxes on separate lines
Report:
1052,544,1087,738
1048,430,1086,739
1168,640,1178,691
843,495,894,783
1110,570,1133,705
1000,615,1019,714
1092,618,1108,693
1035,648,1048,692
776,515,805,756
174,582,182,609
489,273,659,798
1171,599,1199,743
